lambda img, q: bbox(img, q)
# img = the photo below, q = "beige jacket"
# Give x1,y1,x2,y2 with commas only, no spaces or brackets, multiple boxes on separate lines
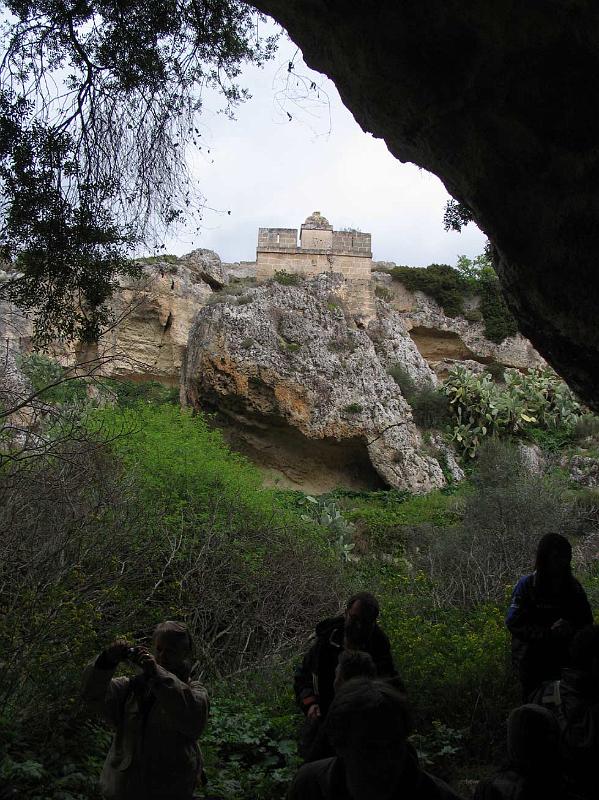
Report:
82,658,209,800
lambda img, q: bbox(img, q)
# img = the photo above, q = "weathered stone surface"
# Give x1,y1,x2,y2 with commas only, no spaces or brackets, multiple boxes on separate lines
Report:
70,260,212,383
251,0,599,409
372,270,545,377
184,273,448,493
222,261,257,282
179,248,228,290
567,455,599,488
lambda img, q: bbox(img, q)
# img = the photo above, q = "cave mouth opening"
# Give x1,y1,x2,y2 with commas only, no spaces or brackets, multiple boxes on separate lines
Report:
203,403,387,494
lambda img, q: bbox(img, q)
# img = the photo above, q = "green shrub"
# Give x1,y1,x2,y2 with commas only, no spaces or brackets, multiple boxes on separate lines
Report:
485,362,505,382
343,402,363,414
374,285,393,302
409,387,451,429
388,264,467,317
388,365,450,429
464,308,483,323
17,353,87,405
202,693,300,800
388,253,519,344
573,414,599,441
279,338,301,353
100,377,179,407
479,275,518,343
136,254,179,265
273,270,301,286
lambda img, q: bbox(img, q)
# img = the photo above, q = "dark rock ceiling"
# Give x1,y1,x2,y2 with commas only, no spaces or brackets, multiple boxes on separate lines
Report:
251,1,599,409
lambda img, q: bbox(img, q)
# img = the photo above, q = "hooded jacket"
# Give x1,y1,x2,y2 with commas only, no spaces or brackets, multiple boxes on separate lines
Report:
82,656,209,800
294,616,400,718
506,572,592,696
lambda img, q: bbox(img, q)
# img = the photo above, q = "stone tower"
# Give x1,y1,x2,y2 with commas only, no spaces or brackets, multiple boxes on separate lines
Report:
256,212,372,282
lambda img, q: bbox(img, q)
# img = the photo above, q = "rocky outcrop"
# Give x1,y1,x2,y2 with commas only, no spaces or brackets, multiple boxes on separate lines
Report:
180,249,229,290
71,259,213,384
372,271,545,378
184,273,452,493
251,1,599,410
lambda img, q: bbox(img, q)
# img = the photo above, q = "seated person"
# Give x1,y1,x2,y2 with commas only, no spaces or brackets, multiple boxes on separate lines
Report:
288,678,462,800
473,704,564,800
82,621,208,800
294,592,401,723
300,650,376,763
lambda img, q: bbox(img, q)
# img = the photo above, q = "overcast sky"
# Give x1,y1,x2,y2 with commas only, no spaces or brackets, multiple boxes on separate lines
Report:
162,27,486,266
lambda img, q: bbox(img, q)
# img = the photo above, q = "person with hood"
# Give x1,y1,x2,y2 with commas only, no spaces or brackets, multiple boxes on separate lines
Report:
294,593,401,723
506,533,592,699
288,679,462,800
531,624,599,800
82,621,209,800
473,704,565,800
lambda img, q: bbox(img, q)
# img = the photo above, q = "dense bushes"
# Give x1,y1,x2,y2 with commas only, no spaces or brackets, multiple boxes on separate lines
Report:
405,441,576,608
388,364,451,429
444,365,582,457
0,400,343,794
386,253,518,344
388,263,466,317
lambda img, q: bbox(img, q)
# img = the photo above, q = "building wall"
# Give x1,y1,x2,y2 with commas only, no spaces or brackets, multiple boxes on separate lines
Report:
300,228,333,249
256,250,372,282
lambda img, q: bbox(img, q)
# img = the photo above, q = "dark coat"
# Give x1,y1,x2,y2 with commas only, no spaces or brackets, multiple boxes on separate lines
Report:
293,616,400,717
287,750,463,800
472,769,566,800
505,573,592,697
531,668,599,800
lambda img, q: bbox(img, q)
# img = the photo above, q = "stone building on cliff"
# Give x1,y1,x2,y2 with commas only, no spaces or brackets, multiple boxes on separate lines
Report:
256,212,372,282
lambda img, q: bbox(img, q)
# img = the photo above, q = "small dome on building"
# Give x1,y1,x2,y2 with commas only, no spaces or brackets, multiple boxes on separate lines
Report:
302,211,332,230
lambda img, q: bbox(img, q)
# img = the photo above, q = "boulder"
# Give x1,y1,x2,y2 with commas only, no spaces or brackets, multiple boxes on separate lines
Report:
184,273,449,493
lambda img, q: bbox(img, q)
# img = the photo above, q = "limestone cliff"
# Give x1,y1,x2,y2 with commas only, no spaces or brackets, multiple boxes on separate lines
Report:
73,259,213,384
372,270,545,378
184,273,454,493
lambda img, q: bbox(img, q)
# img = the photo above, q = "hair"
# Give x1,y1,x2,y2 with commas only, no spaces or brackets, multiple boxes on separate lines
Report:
337,650,377,683
507,704,560,774
569,624,599,671
535,533,572,574
345,592,380,622
153,620,194,656
325,679,412,749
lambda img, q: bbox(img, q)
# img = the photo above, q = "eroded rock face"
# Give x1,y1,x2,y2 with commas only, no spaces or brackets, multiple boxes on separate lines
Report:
252,1,599,408
184,273,450,493
372,271,545,377
73,260,213,384
180,249,229,290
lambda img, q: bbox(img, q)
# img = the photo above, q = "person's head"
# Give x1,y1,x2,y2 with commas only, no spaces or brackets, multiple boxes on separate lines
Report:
152,621,193,679
344,592,379,648
535,533,572,584
325,679,412,800
507,704,560,775
569,624,599,680
334,650,376,692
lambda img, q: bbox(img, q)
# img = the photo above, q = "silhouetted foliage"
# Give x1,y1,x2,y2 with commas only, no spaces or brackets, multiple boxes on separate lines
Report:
0,1,276,342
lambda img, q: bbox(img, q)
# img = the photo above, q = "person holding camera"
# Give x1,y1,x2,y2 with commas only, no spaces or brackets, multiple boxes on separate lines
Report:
82,621,209,800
